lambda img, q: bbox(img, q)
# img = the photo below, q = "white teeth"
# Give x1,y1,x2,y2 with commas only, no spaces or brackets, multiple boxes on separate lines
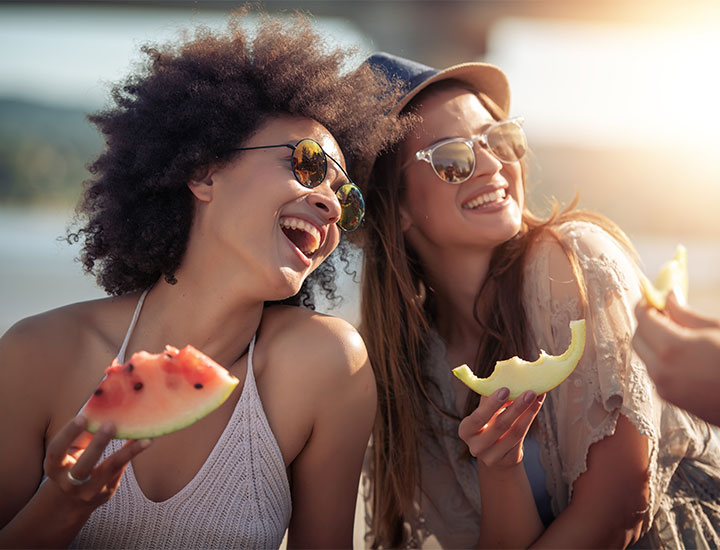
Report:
279,217,321,255
463,188,507,209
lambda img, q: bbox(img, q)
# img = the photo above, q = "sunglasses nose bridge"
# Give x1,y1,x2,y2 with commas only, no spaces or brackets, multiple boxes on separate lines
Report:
470,134,503,171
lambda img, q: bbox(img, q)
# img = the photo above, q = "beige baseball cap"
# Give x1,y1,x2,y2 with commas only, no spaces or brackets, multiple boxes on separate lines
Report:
364,51,511,115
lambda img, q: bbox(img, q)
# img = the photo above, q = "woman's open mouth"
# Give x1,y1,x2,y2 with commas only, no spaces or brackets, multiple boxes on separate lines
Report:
279,216,322,259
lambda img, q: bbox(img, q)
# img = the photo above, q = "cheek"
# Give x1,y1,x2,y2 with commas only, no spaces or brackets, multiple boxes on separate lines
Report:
404,179,451,222
505,165,524,208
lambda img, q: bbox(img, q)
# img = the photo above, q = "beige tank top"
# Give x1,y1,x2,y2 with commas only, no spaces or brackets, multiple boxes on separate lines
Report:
71,290,292,549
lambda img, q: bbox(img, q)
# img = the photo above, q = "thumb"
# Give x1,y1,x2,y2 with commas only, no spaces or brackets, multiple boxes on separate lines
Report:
666,290,718,329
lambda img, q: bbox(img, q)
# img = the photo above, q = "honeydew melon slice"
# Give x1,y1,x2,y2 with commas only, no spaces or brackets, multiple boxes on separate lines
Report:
80,345,239,439
639,244,688,311
453,319,586,401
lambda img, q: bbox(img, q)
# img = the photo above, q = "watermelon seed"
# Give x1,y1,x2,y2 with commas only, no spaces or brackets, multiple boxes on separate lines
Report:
194,383,203,389
126,363,134,372
164,353,172,359
94,389,103,396
134,382,143,391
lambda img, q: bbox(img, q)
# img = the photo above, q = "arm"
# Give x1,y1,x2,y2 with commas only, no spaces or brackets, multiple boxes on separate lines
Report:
531,413,650,548
516,224,653,548
0,317,150,549
286,320,376,549
633,291,720,425
458,389,545,548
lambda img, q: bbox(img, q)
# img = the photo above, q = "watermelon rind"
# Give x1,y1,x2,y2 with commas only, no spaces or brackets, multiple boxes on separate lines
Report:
83,380,238,440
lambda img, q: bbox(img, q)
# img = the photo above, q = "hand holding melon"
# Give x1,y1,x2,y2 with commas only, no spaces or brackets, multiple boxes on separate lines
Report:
639,244,688,311
81,345,239,439
453,319,586,400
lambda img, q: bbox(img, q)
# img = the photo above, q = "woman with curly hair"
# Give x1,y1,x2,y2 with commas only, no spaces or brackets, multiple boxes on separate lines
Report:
358,52,720,548
0,13,405,549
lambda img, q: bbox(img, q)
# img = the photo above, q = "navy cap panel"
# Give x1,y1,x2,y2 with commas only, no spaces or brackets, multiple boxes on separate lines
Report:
366,52,440,95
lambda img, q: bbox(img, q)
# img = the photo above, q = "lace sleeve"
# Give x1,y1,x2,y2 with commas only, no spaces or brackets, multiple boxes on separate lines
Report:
523,221,661,517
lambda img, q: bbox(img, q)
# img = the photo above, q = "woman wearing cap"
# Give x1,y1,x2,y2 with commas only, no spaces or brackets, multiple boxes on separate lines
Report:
358,52,720,548
0,14,407,549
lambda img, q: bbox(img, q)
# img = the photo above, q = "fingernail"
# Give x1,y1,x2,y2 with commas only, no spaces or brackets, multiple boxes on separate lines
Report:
139,439,152,449
100,422,116,436
73,415,88,428
496,387,510,401
523,391,537,405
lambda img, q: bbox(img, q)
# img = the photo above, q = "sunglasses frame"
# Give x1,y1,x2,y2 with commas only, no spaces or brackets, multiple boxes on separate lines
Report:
412,116,526,184
226,138,365,232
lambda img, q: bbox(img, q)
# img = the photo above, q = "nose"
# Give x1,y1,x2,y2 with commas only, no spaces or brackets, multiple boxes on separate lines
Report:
473,140,503,176
309,183,341,225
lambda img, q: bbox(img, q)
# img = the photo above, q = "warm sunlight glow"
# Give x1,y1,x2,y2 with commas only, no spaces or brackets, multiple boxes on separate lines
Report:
488,18,720,151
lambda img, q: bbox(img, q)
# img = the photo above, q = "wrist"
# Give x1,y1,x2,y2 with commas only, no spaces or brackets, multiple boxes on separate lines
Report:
477,457,526,480
31,479,95,545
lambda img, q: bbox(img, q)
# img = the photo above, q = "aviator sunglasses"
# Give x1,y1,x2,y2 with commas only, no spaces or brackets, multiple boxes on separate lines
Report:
227,138,365,232
408,117,527,184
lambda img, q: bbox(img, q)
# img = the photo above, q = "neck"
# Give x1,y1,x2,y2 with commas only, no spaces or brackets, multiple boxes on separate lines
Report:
419,243,494,352
123,247,272,368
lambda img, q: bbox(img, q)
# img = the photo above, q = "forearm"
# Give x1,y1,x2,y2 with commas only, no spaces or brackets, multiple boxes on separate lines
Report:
528,503,642,549
476,461,543,549
0,481,92,549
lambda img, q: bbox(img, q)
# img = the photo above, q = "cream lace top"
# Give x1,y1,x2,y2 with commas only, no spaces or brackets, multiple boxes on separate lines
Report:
71,290,292,549
364,221,720,549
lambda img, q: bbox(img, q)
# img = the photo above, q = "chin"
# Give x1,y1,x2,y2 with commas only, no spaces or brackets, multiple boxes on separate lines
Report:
261,269,304,303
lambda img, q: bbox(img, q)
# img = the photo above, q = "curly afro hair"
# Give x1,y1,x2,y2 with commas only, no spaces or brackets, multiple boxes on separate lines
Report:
69,9,408,307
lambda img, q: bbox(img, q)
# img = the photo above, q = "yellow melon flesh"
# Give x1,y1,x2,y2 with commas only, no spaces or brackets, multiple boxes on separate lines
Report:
639,244,688,311
452,319,586,400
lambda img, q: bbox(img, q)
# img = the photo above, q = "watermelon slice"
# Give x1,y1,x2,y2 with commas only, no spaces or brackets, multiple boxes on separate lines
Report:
81,345,240,439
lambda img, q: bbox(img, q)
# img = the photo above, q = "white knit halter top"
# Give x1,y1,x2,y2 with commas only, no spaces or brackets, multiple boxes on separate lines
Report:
71,289,292,549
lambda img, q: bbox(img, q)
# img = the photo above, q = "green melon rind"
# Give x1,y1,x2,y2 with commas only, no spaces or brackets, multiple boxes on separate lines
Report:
452,319,586,400
84,378,238,440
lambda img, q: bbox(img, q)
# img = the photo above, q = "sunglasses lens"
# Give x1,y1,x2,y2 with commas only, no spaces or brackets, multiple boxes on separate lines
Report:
431,141,474,183
292,139,327,187
336,183,365,232
486,122,527,162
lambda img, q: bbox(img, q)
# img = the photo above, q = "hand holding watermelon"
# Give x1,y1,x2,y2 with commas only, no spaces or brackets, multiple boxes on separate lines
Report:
42,415,152,508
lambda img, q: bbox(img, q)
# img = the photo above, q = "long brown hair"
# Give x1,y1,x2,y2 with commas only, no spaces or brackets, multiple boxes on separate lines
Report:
359,82,637,548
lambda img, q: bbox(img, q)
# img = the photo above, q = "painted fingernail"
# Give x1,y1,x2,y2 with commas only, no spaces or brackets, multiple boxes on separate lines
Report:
496,387,510,401
523,391,537,405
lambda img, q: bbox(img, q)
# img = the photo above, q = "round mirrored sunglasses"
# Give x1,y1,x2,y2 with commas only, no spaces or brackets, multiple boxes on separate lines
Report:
226,138,365,232
411,117,527,184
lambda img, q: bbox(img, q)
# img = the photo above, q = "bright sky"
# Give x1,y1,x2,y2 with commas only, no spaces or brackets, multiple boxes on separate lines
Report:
1,5,719,150
0,5,369,108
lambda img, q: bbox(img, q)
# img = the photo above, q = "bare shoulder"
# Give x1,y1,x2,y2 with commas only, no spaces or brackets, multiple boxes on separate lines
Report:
0,295,140,419
1,296,130,370
258,305,372,388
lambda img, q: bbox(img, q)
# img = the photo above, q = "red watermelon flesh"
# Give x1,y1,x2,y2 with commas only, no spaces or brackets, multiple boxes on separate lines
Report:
81,345,239,439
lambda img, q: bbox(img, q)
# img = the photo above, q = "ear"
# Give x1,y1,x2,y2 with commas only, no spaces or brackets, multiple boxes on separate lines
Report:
399,203,413,233
187,166,216,202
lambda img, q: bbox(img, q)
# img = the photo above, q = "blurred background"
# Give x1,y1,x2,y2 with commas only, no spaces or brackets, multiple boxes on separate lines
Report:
1,0,719,336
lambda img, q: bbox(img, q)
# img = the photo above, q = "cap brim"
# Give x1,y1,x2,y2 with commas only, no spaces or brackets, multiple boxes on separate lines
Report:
392,61,510,116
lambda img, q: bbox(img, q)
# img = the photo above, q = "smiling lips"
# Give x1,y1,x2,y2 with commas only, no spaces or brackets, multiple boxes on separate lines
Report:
462,187,507,210
279,216,322,258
